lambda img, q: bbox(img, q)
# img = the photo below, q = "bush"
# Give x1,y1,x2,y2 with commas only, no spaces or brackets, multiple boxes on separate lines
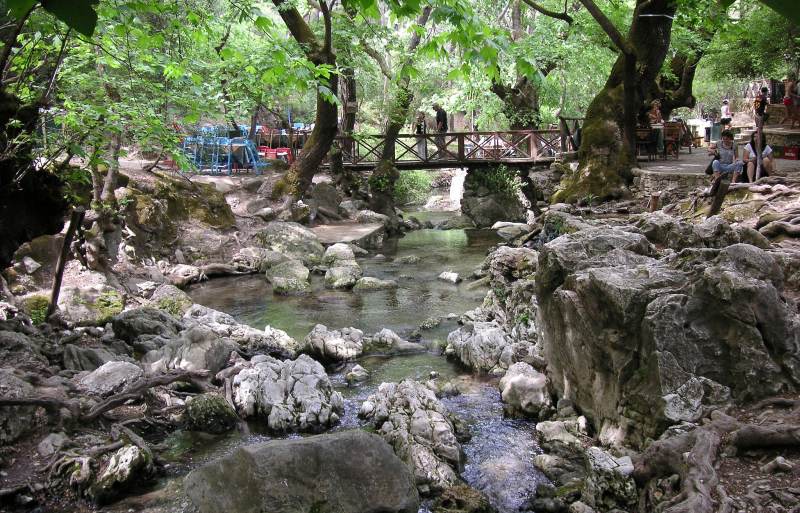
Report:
469,164,523,199
394,170,432,205
23,295,50,325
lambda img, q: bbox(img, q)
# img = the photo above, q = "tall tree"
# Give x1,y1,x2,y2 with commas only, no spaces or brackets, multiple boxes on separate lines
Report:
272,0,338,201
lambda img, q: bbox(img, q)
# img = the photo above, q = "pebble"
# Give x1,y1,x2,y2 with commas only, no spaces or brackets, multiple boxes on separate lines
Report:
760,456,793,473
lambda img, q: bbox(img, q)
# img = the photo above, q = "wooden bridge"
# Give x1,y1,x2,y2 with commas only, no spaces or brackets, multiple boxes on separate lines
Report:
332,129,577,170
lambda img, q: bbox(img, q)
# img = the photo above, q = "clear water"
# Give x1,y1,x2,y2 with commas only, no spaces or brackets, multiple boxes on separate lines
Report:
118,227,547,513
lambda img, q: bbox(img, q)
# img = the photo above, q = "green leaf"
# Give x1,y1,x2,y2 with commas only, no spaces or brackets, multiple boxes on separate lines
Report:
42,0,100,37
254,16,273,33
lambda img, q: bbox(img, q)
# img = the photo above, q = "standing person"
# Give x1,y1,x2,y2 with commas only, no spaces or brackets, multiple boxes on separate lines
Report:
414,111,427,160
782,74,800,128
752,86,770,179
711,130,743,182
433,103,448,158
720,99,732,129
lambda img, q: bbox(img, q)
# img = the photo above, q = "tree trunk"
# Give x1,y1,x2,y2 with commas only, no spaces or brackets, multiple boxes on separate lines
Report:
491,76,542,130
273,0,338,200
553,0,676,203
367,7,432,226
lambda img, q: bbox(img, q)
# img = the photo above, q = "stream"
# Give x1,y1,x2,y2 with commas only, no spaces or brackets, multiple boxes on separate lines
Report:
119,221,548,513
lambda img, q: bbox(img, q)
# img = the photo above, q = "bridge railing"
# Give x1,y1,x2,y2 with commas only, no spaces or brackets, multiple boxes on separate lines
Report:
335,129,569,166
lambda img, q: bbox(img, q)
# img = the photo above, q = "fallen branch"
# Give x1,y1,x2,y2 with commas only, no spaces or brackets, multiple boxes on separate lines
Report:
731,424,800,450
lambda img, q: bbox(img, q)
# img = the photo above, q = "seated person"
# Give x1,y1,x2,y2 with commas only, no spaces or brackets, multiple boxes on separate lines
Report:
742,133,774,182
711,130,743,181
648,100,663,125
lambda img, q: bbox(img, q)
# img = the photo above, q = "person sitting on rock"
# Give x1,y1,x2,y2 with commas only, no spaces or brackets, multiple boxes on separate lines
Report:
711,130,743,182
742,132,773,182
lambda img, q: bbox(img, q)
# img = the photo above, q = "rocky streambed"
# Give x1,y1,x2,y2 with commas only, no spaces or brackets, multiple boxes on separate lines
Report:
2,199,799,513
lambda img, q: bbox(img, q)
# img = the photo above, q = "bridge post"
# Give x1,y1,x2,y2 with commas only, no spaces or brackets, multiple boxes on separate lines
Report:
559,118,569,153
458,133,465,161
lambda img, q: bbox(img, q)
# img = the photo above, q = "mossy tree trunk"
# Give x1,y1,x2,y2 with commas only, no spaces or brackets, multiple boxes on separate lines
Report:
553,0,677,203
273,0,338,201
368,6,432,228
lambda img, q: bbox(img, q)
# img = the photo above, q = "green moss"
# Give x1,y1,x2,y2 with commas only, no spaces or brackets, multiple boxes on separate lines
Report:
156,296,192,316
95,291,124,322
23,295,50,325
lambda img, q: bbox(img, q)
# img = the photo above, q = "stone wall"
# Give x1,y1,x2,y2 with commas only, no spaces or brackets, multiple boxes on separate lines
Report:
631,168,708,203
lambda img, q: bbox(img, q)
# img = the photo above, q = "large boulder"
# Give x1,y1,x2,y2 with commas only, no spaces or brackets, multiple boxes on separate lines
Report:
359,379,464,495
324,262,363,289
76,361,143,397
185,430,419,513
63,344,125,371
635,212,770,251
303,324,364,362
446,321,536,375
354,277,399,291
265,259,311,295
111,307,184,354
148,284,193,316
231,354,343,432
88,444,154,504
142,325,236,374
460,168,526,228
499,362,552,419
536,221,800,446
184,304,299,358
364,328,425,355
0,330,49,373
57,285,124,326
256,222,325,266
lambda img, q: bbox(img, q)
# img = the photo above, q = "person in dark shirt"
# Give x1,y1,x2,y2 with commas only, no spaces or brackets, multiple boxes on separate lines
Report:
433,103,448,158
754,86,769,121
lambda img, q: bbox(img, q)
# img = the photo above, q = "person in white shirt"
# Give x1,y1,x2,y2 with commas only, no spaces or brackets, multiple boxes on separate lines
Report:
720,99,732,129
742,133,774,182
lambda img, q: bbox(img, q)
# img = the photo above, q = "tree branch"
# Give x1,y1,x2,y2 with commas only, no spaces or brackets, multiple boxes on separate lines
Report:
0,4,37,84
362,42,394,80
578,0,631,54
272,0,324,63
521,0,573,24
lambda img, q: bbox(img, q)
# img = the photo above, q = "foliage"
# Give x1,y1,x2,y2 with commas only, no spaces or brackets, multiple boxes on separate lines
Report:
470,164,523,200
23,295,49,325
393,170,432,205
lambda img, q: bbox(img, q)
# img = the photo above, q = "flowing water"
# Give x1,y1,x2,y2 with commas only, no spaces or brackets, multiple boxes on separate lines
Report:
123,222,547,513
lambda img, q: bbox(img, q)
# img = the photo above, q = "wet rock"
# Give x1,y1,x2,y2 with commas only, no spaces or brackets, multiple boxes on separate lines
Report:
168,264,202,288
185,430,419,513
499,362,552,419
364,328,425,355
57,285,124,326
322,243,356,266
183,393,239,434
111,308,184,354
339,199,367,219
184,304,299,358
89,444,153,504
397,254,421,265
356,209,390,225
231,247,289,273
492,221,531,240
324,262,363,289
256,221,324,266
446,321,515,375
345,364,369,385
231,354,343,432
0,369,37,444
359,379,464,495
303,324,363,362
568,502,596,513
142,325,236,374
432,484,494,513
439,215,475,230
536,418,588,453
265,259,311,295
77,361,143,397
581,447,636,512
149,284,193,316
438,271,462,284
461,169,526,227
354,277,399,290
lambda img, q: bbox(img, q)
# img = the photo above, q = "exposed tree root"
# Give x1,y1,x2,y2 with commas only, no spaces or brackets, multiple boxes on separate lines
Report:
633,410,800,513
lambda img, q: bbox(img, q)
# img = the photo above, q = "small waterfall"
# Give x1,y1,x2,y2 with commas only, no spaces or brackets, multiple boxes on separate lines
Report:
449,168,467,209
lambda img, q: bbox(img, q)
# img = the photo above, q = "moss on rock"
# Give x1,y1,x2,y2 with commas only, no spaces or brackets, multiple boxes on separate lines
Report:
184,393,239,434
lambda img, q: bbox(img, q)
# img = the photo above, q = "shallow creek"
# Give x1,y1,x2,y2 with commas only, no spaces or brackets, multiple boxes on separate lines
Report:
122,225,548,512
